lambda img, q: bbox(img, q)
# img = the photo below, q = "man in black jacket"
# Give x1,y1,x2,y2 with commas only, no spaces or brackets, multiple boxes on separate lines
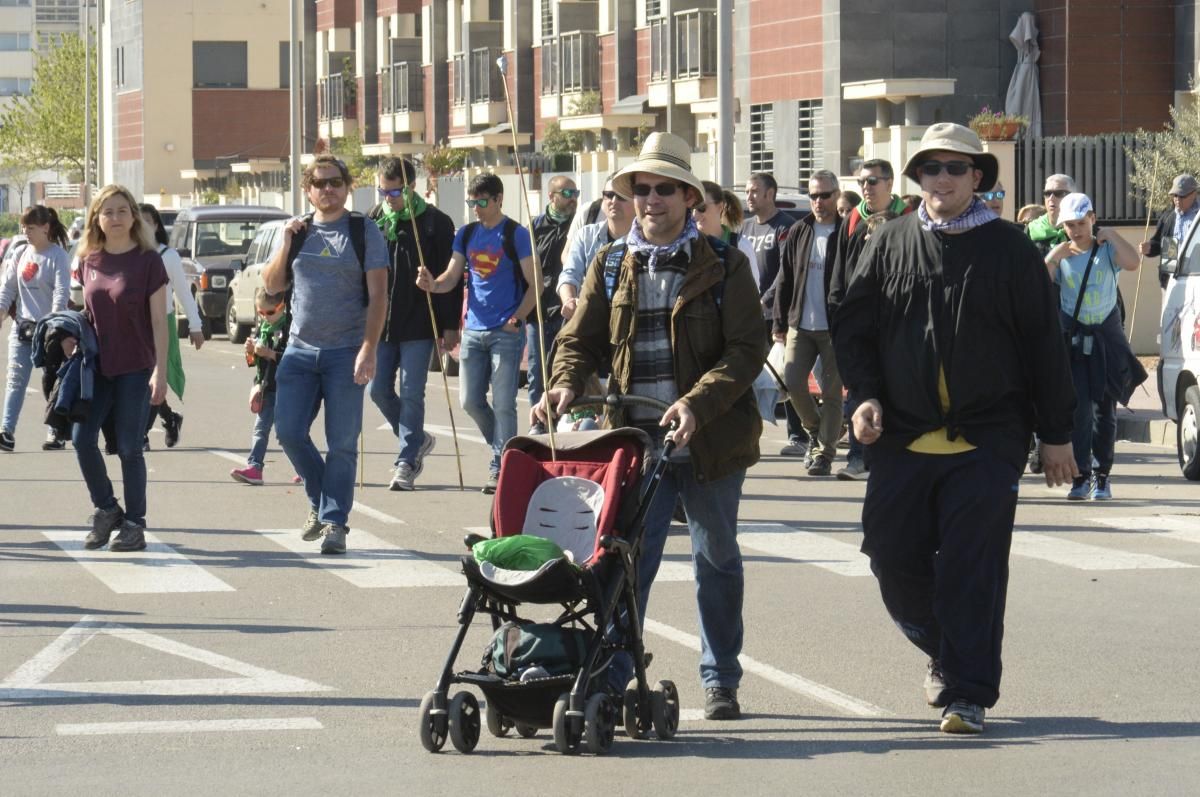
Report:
525,175,578,408
367,158,460,491
773,170,843,476
1140,173,1198,288
835,123,1078,736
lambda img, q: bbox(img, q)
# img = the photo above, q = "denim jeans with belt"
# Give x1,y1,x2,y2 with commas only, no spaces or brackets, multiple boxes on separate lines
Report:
609,461,747,691
247,389,277,470
458,326,523,474
368,337,434,467
2,334,33,434
524,315,562,409
274,343,364,527
73,368,152,525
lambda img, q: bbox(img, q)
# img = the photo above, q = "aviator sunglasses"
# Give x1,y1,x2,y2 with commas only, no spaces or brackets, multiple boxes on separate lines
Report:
466,197,492,208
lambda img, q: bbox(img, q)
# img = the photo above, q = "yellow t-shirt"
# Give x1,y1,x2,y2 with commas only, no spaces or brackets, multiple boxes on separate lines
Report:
906,365,976,455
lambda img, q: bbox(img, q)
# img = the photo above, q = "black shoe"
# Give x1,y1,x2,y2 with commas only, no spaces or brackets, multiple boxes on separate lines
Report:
0,431,14,451
806,454,832,476
84,505,125,549
703,687,741,720
924,659,949,708
42,430,66,450
163,412,183,448
109,519,147,552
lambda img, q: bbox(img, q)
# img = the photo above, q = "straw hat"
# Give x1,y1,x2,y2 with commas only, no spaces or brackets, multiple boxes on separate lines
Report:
612,132,705,200
902,123,999,192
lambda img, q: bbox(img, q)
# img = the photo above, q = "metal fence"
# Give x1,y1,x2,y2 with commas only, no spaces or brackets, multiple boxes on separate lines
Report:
1014,132,1151,225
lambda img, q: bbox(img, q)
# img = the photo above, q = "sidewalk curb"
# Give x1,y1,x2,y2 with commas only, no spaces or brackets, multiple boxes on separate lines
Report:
1116,414,1174,448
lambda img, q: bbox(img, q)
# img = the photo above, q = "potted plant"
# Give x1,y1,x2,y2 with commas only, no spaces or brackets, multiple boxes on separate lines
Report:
968,106,1029,140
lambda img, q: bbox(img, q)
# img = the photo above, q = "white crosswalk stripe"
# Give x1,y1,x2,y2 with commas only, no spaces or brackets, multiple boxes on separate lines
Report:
1011,531,1197,571
1095,514,1200,546
738,523,872,577
42,530,235,594
253,528,462,588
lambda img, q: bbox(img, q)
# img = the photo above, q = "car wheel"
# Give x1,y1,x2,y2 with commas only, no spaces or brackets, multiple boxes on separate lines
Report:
226,297,251,344
1179,385,1200,481
176,316,190,339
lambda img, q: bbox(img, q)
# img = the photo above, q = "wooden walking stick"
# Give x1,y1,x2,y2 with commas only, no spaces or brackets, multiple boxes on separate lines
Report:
404,170,466,490
496,54,558,461
1128,152,1161,344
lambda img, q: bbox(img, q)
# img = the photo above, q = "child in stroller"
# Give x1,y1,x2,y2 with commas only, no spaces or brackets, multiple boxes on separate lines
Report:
418,395,681,755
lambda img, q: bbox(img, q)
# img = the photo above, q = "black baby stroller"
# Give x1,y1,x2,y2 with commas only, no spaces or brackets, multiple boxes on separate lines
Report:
418,395,681,755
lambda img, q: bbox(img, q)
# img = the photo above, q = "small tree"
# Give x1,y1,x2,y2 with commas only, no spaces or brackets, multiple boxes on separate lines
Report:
330,131,378,187
541,121,583,155
1128,95,1200,211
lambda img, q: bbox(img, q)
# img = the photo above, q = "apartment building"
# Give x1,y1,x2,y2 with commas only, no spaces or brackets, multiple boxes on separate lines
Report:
97,0,292,203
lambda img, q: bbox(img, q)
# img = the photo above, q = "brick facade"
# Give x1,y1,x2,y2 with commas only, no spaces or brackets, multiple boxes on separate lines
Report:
192,90,290,161
116,91,143,162
749,0,822,104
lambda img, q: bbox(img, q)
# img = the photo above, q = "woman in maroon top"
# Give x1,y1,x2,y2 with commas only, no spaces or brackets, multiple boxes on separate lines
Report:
69,185,169,552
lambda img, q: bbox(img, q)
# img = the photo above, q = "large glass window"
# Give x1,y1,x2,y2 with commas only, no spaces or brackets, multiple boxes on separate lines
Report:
649,17,669,82
0,77,31,96
193,41,248,89
34,0,77,23
560,32,598,94
540,37,558,95
452,53,466,107
0,32,30,51
674,10,716,79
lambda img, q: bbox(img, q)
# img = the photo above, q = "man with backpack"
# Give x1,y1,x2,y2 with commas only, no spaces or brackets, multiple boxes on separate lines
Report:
536,132,764,721
416,173,537,494
262,154,389,554
367,158,460,491
525,175,578,408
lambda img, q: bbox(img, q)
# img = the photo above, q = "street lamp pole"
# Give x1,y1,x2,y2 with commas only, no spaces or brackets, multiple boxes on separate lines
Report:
288,0,301,213
717,0,733,187
82,0,90,205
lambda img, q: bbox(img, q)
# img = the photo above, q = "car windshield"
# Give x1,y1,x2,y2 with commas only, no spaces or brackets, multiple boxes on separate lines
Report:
193,220,269,258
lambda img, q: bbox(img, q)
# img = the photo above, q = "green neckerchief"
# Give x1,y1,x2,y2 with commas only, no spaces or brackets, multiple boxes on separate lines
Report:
857,194,907,220
1027,212,1067,244
546,204,570,224
258,311,288,345
721,224,734,243
377,188,429,242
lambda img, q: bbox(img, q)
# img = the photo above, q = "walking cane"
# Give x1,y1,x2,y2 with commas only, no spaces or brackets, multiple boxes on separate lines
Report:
496,54,558,461
1128,152,1161,344
404,170,466,490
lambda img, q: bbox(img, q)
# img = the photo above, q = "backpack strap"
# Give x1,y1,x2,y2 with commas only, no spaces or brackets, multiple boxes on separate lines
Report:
585,198,602,226
348,211,368,307
601,239,627,302
502,218,524,291
704,234,732,310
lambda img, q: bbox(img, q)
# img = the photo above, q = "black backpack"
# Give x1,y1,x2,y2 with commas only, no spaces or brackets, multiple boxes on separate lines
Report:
284,211,369,307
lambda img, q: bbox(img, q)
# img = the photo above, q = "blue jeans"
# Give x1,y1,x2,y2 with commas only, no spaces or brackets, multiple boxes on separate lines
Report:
247,389,277,469
1069,351,1116,475
524,315,562,408
368,337,434,466
610,462,746,690
2,334,33,434
73,369,152,526
459,326,523,473
274,344,364,527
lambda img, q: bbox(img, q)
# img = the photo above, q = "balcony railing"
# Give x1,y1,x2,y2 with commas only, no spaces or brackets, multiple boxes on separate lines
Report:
319,73,356,121
470,46,504,105
674,9,716,79
542,32,600,96
380,62,424,114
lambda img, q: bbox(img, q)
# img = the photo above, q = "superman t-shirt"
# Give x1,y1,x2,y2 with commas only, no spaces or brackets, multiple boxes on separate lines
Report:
453,218,532,330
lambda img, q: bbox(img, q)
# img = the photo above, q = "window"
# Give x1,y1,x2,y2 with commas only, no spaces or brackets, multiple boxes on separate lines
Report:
0,77,32,95
470,47,498,104
0,32,30,51
750,103,774,173
540,37,558,95
0,0,32,6
193,41,247,88
540,0,554,37
674,10,715,79
35,0,77,23
646,0,662,18
797,100,823,182
452,53,466,107
279,41,290,88
560,32,598,94
114,46,125,88
649,16,669,82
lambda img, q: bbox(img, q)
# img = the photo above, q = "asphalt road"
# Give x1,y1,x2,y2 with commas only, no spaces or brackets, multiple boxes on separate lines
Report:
2,334,1198,796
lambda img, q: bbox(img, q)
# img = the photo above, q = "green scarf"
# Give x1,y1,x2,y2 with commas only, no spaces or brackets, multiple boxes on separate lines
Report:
1026,212,1067,245
546,204,570,224
377,188,428,241
857,194,907,220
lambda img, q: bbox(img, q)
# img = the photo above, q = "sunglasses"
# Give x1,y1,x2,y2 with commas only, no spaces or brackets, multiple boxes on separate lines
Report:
980,190,1006,201
1043,189,1070,199
916,160,974,178
692,203,708,214
310,177,346,190
601,191,627,202
809,190,837,201
857,175,887,187
377,187,405,198
632,183,685,197
257,303,284,317
466,197,492,208
555,188,580,199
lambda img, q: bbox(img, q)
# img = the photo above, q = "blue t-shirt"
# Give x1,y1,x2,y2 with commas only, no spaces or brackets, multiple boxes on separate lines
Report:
453,218,533,330
289,213,389,349
1056,240,1120,326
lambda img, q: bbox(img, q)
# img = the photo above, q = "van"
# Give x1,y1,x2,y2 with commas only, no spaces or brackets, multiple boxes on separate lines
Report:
1157,233,1200,480
167,205,290,337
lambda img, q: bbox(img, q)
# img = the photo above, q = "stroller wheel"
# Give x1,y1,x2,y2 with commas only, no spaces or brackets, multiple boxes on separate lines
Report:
485,700,512,738
623,682,650,740
651,680,680,741
448,691,481,753
584,693,617,755
418,690,448,752
514,722,538,739
552,692,582,755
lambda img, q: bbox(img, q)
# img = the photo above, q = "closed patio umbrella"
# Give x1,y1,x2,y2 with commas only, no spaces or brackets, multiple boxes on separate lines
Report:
1005,12,1042,137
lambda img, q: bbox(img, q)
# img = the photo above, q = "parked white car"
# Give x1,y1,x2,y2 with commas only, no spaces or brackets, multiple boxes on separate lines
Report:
225,219,286,344
1158,233,1200,479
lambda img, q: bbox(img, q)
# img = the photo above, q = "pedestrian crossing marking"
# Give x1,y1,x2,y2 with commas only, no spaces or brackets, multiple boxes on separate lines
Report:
42,530,235,594
424,423,489,448
1011,532,1197,571
1095,515,1200,546
0,616,330,700
255,529,462,588
738,523,872,577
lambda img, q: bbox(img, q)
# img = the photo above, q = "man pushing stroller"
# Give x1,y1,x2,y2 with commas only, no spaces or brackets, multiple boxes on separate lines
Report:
535,132,765,720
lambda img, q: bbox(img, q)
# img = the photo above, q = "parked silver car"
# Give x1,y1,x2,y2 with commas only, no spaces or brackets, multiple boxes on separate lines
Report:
225,219,286,344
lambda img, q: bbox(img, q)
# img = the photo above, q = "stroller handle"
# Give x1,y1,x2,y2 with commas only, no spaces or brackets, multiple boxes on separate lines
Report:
568,394,672,414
